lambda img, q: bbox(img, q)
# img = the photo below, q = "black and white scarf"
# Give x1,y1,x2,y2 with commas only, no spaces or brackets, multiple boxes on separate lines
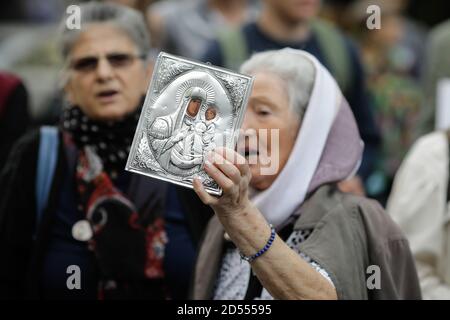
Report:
61,104,141,174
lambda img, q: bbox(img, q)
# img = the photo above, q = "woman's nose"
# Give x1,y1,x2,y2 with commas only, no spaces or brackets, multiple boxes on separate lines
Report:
95,57,114,81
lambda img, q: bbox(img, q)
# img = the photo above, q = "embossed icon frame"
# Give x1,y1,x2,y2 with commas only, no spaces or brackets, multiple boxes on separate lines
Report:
126,52,254,196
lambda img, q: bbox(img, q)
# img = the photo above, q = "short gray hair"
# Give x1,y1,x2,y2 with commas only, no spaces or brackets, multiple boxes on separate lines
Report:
59,2,150,60
240,49,316,120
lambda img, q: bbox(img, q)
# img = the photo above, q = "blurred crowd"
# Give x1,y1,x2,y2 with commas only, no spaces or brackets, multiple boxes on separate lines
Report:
1,0,450,300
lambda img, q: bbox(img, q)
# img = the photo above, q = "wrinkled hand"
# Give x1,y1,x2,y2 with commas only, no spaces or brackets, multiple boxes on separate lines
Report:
193,147,253,218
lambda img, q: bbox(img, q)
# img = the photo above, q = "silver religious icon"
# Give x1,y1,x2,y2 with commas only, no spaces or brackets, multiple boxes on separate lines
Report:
126,52,254,196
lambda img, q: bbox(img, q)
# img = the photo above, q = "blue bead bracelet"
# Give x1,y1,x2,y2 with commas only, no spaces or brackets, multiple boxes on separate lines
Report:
240,224,276,263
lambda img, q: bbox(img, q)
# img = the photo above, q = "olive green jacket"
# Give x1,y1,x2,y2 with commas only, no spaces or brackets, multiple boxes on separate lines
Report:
191,185,422,300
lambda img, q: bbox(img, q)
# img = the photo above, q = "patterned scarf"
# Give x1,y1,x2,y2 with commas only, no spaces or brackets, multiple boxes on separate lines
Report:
61,105,140,175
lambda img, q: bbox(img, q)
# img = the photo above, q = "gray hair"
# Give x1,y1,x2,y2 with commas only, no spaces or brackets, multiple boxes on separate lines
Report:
240,49,316,120
59,2,150,60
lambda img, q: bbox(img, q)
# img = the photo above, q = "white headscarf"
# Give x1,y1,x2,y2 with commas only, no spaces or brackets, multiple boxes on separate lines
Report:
250,49,364,229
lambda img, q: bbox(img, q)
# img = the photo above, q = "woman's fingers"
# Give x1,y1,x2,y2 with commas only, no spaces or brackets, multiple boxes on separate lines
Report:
214,147,250,179
193,178,218,205
194,147,251,205
204,159,235,193
209,152,242,184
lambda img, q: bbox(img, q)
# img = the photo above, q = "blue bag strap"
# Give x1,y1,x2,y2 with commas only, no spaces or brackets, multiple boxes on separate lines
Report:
35,126,59,237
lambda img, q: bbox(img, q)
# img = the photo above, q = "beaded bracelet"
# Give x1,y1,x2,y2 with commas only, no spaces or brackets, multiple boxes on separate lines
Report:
239,224,276,263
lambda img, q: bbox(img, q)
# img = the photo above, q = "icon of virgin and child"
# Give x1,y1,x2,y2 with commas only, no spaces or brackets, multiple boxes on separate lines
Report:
146,70,235,181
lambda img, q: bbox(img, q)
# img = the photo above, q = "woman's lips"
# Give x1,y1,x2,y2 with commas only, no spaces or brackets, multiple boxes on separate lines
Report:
96,89,119,104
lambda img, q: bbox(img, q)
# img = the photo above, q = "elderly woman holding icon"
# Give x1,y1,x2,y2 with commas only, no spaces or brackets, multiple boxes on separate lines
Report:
192,49,421,300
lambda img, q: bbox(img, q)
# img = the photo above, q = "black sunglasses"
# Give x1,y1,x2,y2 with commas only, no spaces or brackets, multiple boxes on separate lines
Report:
70,53,145,72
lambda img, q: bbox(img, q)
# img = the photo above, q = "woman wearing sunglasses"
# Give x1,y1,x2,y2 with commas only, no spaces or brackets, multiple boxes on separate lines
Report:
0,2,213,299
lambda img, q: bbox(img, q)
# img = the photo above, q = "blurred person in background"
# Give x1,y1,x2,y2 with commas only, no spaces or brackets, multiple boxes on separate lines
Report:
0,0,68,22
146,0,259,59
0,1,71,127
0,72,31,171
326,0,427,79
320,0,354,30
418,19,450,135
191,49,420,300
0,2,212,300
201,0,381,196
106,0,156,13
387,19,450,300
348,0,425,204
387,129,450,299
